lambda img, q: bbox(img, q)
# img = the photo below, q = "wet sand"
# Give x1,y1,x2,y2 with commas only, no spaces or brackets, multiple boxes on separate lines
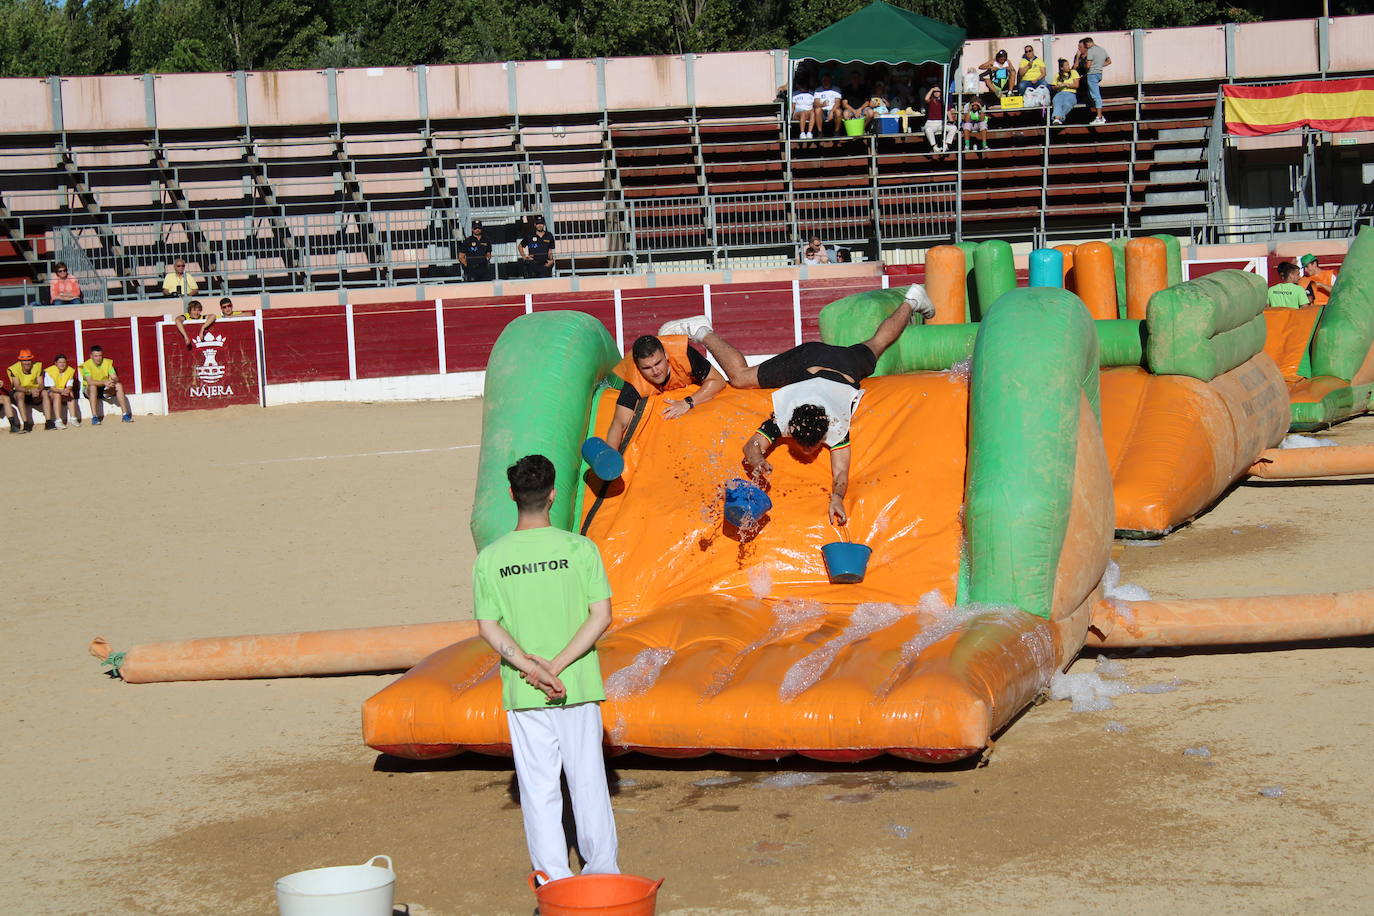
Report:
3,402,1372,914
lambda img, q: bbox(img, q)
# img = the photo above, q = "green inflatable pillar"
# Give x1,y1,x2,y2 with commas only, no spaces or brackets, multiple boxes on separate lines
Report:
955,241,980,321
973,240,1016,317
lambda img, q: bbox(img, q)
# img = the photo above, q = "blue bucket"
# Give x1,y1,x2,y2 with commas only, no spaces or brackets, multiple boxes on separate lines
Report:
821,542,873,584
581,437,624,481
723,478,772,528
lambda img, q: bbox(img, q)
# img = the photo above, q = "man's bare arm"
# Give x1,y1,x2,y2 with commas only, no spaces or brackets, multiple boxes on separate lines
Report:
477,619,565,698
547,598,612,676
743,431,774,479
828,445,852,525
605,404,635,449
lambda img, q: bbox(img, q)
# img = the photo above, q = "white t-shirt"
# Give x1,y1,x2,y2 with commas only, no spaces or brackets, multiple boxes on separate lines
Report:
814,88,843,112
792,92,814,113
771,377,865,448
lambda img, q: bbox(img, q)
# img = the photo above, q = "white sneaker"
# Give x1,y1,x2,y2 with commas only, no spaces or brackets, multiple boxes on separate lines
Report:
658,315,713,342
55,419,65,429
1090,117,1106,126
903,285,936,322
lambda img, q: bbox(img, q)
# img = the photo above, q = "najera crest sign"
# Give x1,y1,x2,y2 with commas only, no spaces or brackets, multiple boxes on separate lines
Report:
158,317,263,412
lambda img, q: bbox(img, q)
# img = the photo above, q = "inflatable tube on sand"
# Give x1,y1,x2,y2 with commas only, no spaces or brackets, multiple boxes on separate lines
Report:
89,621,478,683
1088,591,1374,648
1248,444,1374,479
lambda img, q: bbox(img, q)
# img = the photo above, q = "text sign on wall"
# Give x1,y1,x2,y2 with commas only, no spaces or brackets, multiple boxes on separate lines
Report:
158,318,261,412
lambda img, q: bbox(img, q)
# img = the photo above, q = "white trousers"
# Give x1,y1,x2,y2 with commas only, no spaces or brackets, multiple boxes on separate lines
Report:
924,120,957,150
507,702,619,881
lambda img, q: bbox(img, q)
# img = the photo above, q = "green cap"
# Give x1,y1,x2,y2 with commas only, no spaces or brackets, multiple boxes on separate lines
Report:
1300,253,1317,266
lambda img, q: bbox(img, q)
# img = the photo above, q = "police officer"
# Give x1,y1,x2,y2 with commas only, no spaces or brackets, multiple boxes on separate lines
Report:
518,216,556,279
459,220,494,282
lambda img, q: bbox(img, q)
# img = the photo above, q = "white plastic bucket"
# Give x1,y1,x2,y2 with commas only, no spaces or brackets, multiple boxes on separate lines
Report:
276,855,395,916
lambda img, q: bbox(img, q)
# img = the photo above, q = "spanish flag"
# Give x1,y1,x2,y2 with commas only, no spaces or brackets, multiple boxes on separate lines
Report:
1224,78,1374,136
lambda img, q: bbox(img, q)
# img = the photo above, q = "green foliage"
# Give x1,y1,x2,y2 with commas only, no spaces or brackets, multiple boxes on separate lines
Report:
0,0,1367,77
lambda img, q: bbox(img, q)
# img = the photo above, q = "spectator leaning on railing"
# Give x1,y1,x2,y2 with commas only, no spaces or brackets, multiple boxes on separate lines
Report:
162,258,200,297
49,262,82,305
173,300,218,350
1050,59,1082,125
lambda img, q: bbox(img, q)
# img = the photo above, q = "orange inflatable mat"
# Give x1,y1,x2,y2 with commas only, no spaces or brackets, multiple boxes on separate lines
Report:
363,373,1067,762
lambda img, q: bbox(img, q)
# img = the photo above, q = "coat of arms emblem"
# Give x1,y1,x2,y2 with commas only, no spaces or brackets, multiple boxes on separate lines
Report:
193,332,227,383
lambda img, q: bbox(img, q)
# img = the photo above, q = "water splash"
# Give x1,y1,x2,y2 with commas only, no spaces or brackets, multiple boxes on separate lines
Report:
747,565,774,599
703,599,827,699
606,648,675,700
779,602,907,702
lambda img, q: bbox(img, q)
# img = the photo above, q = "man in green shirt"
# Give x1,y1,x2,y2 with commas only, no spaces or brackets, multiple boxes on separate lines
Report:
1268,262,1313,309
474,454,618,883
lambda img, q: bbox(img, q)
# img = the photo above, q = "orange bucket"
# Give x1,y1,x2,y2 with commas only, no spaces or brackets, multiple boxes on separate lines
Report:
528,871,664,916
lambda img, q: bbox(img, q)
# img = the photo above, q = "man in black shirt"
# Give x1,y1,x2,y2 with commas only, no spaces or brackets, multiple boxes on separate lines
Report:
459,220,494,282
519,216,556,278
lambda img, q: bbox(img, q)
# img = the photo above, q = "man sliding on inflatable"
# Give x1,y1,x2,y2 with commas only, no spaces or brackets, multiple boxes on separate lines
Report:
605,334,727,449
660,286,934,525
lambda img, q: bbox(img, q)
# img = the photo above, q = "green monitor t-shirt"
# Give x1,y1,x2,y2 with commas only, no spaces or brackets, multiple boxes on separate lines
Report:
1267,282,1310,309
473,526,613,710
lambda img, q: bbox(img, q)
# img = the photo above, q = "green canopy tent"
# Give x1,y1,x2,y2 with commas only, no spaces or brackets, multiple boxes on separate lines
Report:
787,1,966,105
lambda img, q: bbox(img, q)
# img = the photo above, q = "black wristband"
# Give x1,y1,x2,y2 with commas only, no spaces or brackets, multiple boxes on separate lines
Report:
685,396,695,408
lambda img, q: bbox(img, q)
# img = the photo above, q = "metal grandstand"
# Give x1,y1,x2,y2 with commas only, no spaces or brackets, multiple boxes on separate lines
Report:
1,15,1371,306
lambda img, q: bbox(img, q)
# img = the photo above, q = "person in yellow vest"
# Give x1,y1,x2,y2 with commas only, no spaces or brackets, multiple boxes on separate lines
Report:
173,299,219,350
1298,253,1337,306
604,335,727,450
162,257,200,297
218,296,250,318
7,347,44,433
81,345,133,425
42,353,82,430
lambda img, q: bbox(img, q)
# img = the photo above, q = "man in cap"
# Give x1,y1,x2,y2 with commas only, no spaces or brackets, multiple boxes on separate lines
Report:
659,285,935,525
604,334,728,449
518,216,557,279
459,220,494,282
1298,254,1337,306
7,348,44,433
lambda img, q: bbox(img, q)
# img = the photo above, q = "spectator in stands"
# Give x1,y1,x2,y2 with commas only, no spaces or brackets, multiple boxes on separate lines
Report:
49,262,82,305
460,220,495,282
962,100,990,152
1075,38,1111,126
792,85,818,140
604,334,728,449
859,93,891,131
800,236,831,266
43,353,80,429
162,257,200,297
1267,262,1313,308
979,50,1015,98
841,71,869,116
1050,59,1081,125
81,345,132,425
518,217,556,279
1298,254,1337,305
218,297,249,317
813,76,846,133
174,300,218,350
923,87,956,153
1017,45,1048,95
8,348,43,434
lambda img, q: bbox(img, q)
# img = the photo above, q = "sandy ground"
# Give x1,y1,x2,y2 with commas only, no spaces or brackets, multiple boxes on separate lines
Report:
4,401,1374,915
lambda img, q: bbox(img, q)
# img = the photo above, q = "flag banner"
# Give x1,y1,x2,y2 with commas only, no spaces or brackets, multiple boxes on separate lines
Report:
1224,78,1374,137
159,318,261,412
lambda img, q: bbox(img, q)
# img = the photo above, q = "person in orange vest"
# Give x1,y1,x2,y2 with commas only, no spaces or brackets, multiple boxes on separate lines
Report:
1297,253,1337,306
604,334,727,449
42,353,82,429
7,347,44,433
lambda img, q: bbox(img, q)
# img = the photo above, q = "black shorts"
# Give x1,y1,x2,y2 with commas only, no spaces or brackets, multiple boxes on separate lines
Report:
756,342,876,389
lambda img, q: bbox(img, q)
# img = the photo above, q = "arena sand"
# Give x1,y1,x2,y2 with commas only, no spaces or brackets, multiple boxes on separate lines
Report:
2,401,1372,915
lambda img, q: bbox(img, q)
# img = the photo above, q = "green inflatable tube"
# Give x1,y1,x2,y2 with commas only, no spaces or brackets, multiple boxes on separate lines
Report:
1097,319,1146,368
819,288,979,373
1145,270,1266,381
1108,237,1129,316
973,241,1016,315
955,241,981,320
470,311,622,550
1311,226,1374,381
965,288,1100,620
1152,234,1183,287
